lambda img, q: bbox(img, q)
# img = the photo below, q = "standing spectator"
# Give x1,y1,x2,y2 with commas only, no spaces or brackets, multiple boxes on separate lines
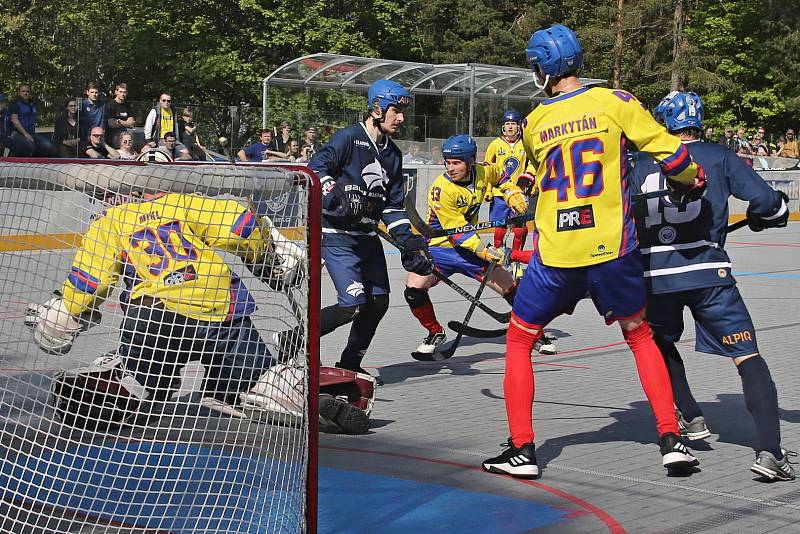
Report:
52,99,80,158
179,108,206,160
275,121,294,153
298,143,314,163
144,93,180,148
6,83,56,157
428,143,442,164
78,81,106,142
302,125,322,156
778,129,799,158
285,138,301,162
162,131,190,160
106,82,135,148
403,143,429,164
719,127,736,150
752,134,771,156
117,131,137,159
79,126,119,159
0,93,8,156
237,129,282,162
702,126,714,143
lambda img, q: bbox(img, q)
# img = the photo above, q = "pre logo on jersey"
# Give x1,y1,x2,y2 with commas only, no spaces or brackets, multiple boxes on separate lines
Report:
557,204,595,231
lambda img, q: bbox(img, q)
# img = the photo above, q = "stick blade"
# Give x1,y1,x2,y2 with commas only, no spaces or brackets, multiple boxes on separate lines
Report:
411,350,452,362
447,321,507,338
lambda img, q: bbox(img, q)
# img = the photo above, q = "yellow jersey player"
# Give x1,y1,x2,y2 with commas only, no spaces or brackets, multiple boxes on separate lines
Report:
484,110,533,256
482,24,707,480
26,192,365,432
404,134,537,359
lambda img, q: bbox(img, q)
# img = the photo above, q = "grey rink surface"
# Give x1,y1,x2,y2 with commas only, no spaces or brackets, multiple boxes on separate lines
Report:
318,222,800,534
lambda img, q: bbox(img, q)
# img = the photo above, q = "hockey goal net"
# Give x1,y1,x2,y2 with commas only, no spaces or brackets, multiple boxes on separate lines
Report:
0,160,320,533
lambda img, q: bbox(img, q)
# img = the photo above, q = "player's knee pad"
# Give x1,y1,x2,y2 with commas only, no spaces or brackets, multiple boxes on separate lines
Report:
50,354,149,431
336,304,362,323
370,294,390,321
404,286,431,309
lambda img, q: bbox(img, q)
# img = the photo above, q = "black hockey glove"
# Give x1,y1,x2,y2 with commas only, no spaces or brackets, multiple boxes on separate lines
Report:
401,236,434,276
747,191,789,232
322,181,365,222
666,164,707,205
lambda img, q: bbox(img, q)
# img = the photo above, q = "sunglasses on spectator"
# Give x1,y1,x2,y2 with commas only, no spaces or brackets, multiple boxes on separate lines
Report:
161,99,171,103
91,134,103,138
122,139,132,143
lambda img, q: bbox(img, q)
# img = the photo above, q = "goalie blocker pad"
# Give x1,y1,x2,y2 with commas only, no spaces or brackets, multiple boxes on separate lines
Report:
50,355,148,431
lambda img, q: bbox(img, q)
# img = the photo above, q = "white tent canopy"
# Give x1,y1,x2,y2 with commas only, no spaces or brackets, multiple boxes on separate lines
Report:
262,53,605,135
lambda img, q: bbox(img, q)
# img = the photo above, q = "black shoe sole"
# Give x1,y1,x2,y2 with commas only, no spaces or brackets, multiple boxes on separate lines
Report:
482,464,540,479
319,394,370,434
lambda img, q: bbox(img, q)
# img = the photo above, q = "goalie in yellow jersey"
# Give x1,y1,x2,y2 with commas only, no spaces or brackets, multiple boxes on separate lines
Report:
24,192,366,432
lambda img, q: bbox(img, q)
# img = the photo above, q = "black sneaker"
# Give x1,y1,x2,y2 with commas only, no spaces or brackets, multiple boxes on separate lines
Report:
751,449,797,481
676,410,711,440
335,361,384,386
412,331,447,358
534,334,557,355
318,393,369,435
482,438,539,479
660,432,699,468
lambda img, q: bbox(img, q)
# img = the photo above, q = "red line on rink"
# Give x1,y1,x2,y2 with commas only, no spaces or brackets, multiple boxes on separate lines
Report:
321,444,627,534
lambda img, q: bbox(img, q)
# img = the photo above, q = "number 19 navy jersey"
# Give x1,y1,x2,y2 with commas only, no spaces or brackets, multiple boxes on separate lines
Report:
631,140,785,294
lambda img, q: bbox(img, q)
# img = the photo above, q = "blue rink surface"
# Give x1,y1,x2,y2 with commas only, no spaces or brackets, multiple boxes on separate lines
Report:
0,440,570,533
318,467,570,534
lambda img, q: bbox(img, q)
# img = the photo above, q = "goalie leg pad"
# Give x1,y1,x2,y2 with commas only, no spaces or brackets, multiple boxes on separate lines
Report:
50,355,148,431
320,366,376,416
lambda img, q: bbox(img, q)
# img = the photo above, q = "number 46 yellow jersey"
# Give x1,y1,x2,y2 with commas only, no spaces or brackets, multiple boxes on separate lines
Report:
522,86,700,268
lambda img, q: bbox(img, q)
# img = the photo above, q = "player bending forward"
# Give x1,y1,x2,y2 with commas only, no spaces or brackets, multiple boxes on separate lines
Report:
405,134,556,358
26,192,365,433
633,91,794,481
484,109,532,277
482,24,707,479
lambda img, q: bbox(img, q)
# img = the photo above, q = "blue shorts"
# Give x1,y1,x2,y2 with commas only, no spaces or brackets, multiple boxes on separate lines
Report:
489,196,513,222
512,251,647,327
647,285,758,357
322,238,390,306
429,247,488,280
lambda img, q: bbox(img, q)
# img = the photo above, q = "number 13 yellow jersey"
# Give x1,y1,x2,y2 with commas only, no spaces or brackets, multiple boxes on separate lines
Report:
522,86,699,268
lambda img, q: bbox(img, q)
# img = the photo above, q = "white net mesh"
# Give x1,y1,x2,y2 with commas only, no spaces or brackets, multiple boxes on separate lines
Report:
0,161,318,533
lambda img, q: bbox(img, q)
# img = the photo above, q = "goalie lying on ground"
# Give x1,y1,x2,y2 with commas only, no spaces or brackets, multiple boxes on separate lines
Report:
26,192,371,434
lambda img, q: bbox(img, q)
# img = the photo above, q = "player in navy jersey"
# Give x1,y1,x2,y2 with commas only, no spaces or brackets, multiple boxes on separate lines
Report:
632,91,793,481
308,80,433,385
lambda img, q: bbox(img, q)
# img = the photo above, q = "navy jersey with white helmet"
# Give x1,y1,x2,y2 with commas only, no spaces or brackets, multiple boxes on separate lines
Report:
632,140,784,294
308,122,412,245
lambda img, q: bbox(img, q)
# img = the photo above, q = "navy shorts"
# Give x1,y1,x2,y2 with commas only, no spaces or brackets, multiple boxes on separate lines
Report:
429,246,488,280
512,251,647,327
322,238,390,307
489,196,513,221
647,285,758,357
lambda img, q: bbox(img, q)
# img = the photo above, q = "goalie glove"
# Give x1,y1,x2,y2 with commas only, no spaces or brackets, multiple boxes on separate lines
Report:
476,244,505,263
747,191,790,232
25,297,98,355
502,185,529,214
666,164,707,205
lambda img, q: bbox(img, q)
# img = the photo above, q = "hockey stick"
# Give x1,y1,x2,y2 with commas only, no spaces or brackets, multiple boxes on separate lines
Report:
447,321,507,338
404,193,535,239
372,224,510,324
727,218,749,233
434,259,498,360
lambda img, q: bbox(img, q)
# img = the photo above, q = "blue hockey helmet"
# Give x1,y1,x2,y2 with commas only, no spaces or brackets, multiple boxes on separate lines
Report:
367,80,413,112
442,134,478,162
525,24,584,78
502,109,522,124
654,91,704,132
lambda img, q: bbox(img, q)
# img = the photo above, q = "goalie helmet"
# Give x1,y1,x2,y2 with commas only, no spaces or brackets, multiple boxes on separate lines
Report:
50,355,147,431
442,134,477,162
367,80,413,113
526,24,583,78
654,91,705,132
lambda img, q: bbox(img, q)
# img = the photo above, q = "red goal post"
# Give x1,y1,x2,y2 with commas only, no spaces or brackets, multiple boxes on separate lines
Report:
0,159,321,533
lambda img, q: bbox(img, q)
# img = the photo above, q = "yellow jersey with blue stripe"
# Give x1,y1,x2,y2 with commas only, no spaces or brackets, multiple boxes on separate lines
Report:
62,193,267,322
522,86,700,268
427,163,513,251
484,136,530,198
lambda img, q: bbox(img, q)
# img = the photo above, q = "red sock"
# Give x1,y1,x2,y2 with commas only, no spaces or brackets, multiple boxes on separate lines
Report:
512,226,528,250
410,301,443,334
510,249,533,264
505,315,543,447
493,227,505,248
622,320,679,436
